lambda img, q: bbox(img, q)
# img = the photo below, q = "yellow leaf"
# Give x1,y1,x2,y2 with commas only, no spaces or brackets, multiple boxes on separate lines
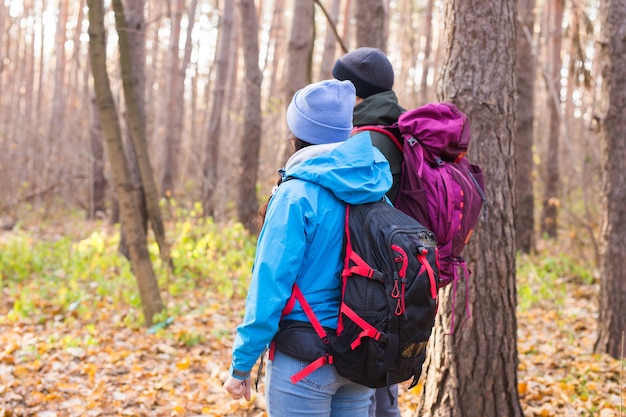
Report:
176,357,190,370
539,408,553,417
557,381,575,395
588,362,602,372
83,363,98,385
518,381,528,395
13,365,29,378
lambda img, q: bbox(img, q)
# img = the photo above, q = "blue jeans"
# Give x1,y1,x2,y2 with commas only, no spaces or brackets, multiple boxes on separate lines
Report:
368,385,401,417
266,350,374,417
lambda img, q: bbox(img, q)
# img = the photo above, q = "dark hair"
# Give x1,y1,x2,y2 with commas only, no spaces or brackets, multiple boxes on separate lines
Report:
289,132,313,152
255,134,313,232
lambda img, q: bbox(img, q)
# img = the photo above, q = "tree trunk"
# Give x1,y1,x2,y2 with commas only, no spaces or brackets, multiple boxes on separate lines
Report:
540,0,563,239
25,0,36,112
419,0,435,104
117,0,148,262
395,0,413,104
202,0,235,217
87,0,164,327
515,0,537,254
279,0,314,166
355,0,387,51
416,0,522,415
89,95,107,219
36,0,45,120
237,0,262,232
176,0,198,190
0,2,5,57
161,0,185,197
318,0,341,79
266,0,286,103
341,0,353,49
47,0,68,145
113,0,172,269
594,0,626,360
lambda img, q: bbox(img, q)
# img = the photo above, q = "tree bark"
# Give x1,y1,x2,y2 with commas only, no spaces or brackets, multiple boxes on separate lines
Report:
594,0,626,360
47,0,68,145
36,0,45,120
89,95,107,219
355,0,387,51
176,0,198,190
318,0,341,79
266,0,286,103
117,0,148,262
202,0,235,217
113,0,172,269
416,0,522,415
515,0,537,254
236,0,262,232
279,0,314,166
87,0,164,326
161,0,185,197
540,0,564,239
0,2,6,60
419,0,435,104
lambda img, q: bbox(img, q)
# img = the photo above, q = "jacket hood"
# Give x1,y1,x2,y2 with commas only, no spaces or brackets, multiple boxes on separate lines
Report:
283,133,392,205
353,90,405,126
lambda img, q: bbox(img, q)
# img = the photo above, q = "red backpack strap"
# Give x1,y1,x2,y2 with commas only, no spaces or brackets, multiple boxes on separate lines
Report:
352,126,403,152
271,283,334,383
291,284,328,341
342,205,383,281
339,205,386,346
446,259,472,336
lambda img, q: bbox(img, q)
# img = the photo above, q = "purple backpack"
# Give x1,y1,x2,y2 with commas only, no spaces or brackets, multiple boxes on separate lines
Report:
355,103,485,331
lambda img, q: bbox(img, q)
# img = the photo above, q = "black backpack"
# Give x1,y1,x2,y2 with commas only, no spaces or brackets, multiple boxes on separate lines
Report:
271,200,439,395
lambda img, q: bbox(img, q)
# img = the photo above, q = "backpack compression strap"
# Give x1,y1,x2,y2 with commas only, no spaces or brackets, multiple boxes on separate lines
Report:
341,303,386,350
352,126,403,152
341,205,384,282
446,259,472,336
339,205,387,348
271,283,334,384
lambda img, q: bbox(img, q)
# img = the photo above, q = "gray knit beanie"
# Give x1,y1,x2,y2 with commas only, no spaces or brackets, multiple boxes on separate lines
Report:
332,47,394,98
286,80,356,145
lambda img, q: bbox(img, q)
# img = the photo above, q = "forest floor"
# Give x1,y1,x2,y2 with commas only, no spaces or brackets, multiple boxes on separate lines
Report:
0,224,624,417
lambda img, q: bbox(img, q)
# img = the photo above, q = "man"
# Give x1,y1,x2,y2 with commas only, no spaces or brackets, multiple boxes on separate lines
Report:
332,47,405,204
333,47,404,417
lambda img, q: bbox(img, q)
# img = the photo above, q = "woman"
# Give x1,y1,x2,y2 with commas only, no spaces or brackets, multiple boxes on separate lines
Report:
224,79,392,416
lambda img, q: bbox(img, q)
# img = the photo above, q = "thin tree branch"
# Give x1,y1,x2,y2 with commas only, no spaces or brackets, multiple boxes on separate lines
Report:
314,0,348,54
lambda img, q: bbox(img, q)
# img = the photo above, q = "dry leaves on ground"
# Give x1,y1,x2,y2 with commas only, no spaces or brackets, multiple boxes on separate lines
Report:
0,269,624,416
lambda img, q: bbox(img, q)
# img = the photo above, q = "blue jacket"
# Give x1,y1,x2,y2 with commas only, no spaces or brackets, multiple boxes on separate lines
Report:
230,133,392,378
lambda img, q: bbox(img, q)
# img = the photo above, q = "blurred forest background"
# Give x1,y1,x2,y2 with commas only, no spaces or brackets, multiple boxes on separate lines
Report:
0,0,625,416
0,0,604,230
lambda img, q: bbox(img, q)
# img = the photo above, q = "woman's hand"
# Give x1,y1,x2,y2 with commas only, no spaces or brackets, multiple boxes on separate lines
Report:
224,375,252,401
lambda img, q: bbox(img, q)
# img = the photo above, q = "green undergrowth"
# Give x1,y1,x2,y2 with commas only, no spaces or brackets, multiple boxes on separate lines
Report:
516,239,598,312
1,202,600,343
0,203,256,334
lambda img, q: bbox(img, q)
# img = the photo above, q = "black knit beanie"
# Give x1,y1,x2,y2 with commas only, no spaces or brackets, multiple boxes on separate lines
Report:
332,47,394,98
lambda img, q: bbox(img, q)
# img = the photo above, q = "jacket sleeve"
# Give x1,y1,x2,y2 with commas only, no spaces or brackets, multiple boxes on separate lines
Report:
229,189,309,378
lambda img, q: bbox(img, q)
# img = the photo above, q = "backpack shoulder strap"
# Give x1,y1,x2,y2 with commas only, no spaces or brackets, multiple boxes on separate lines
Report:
352,126,403,152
